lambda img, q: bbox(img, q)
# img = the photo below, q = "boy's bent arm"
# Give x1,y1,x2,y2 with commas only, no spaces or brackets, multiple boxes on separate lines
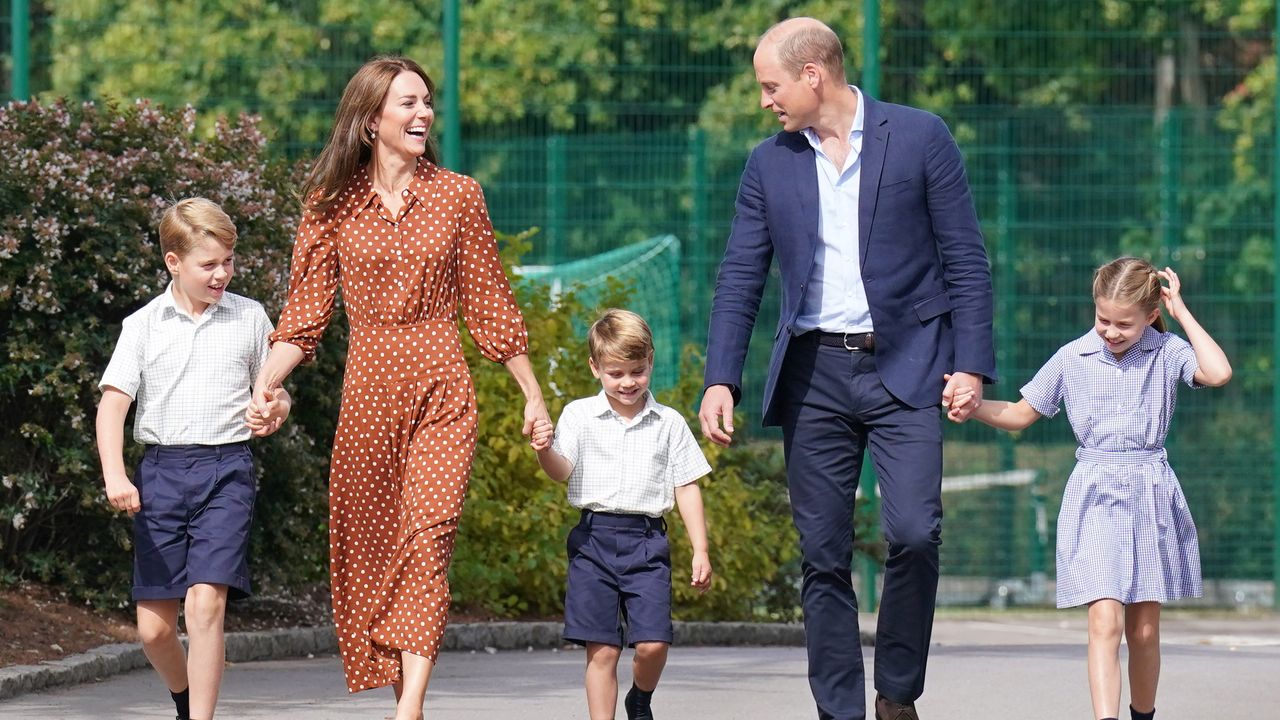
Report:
674,482,713,593
536,446,574,483
970,398,1042,432
96,387,140,514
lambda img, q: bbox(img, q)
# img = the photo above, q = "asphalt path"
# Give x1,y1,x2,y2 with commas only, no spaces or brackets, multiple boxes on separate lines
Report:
5,615,1278,718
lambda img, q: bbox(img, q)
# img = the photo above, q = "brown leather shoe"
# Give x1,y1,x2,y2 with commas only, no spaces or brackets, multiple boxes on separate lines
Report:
874,693,919,720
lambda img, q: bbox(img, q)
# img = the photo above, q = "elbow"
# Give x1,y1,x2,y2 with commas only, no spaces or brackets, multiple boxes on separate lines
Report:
1204,366,1232,387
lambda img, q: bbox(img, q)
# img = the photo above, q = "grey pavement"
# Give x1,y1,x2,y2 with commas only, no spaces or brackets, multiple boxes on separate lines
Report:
4,613,1279,718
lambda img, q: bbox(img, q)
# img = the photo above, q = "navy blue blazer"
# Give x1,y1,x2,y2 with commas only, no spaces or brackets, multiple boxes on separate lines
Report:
704,96,997,425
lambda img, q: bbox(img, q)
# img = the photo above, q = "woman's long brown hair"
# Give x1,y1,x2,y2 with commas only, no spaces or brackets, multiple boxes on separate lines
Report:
300,56,439,215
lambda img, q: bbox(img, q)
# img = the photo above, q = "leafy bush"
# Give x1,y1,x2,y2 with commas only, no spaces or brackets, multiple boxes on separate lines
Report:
0,99,333,604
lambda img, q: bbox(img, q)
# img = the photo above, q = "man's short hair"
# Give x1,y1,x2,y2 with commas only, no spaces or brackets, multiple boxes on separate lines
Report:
159,197,237,258
763,18,846,80
587,308,654,363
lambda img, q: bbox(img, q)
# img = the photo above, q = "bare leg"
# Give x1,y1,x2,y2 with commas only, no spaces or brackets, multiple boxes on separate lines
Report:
630,641,669,692
1087,599,1125,720
184,584,228,719
393,650,434,720
1125,602,1161,714
137,599,188,692
585,642,622,720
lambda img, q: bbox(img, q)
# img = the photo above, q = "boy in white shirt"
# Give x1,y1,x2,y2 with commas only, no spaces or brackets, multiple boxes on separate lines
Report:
95,197,290,720
534,308,712,720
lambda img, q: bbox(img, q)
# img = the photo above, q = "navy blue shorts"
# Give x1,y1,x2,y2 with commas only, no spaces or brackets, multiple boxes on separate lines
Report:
563,510,673,648
132,443,256,601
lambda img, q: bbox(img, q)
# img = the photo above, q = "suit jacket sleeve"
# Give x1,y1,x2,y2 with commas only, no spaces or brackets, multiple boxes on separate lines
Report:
924,115,996,382
704,148,775,402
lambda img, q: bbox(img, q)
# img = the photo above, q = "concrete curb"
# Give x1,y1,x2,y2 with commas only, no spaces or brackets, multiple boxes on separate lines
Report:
1,621,864,701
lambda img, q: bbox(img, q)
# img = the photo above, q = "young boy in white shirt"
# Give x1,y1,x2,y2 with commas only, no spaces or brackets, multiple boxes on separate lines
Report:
533,308,713,720
95,197,290,720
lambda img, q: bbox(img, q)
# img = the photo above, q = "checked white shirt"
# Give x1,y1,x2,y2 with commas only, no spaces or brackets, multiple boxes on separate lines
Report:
552,391,711,518
99,284,273,445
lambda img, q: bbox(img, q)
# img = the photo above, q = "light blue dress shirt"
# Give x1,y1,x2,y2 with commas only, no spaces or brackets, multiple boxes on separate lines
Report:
795,85,871,334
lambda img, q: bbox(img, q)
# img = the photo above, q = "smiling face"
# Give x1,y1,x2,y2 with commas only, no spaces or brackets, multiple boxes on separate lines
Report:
753,41,819,132
1094,296,1159,358
369,70,434,161
590,353,654,419
165,235,234,317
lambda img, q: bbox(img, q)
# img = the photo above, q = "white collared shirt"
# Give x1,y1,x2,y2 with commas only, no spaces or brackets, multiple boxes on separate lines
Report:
551,390,712,517
99,283,274,445
795,85,872,334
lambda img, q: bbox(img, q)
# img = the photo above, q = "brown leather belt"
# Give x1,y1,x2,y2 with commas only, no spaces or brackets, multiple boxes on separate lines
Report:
806,331,875,352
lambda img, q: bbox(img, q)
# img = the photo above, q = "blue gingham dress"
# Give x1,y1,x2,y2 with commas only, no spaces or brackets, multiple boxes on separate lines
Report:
1021,326,1203,608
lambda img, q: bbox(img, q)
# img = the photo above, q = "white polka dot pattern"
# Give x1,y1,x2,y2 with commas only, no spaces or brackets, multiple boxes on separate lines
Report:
270,160,529,693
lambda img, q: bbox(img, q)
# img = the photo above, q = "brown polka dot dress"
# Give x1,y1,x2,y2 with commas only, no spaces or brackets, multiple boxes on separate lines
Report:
270,160,528,693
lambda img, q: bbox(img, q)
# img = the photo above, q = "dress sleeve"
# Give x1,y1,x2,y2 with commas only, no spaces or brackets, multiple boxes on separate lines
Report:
269,208,342,362
1164,333,1202,388
455,176,529,363
1020,348,1066,418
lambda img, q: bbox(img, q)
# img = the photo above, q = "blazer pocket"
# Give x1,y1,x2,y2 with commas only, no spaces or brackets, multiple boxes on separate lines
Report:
913,291,952,322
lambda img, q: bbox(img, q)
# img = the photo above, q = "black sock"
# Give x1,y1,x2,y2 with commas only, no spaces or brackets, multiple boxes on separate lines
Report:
625,684,654,718
171,687,190,719
1130,705,1155,720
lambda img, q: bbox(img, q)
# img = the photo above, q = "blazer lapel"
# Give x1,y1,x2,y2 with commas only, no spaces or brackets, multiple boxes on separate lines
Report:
786,134,820,257
859,97,888,267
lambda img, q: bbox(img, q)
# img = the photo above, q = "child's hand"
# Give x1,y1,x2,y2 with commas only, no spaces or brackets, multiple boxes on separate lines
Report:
690,551,713,595
245,389,290,437
1158,266,1187,319
104,474,140,516
530,417,554,452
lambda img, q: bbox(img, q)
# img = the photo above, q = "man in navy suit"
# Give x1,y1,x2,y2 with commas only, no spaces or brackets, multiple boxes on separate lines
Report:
699,17,996,720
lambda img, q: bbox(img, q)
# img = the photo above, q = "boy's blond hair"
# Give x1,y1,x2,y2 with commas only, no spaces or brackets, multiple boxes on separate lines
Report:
587,309,654,363
159,197,237,258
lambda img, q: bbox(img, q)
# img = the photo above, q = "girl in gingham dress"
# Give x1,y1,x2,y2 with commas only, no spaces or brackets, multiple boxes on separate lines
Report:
949,257,1231,720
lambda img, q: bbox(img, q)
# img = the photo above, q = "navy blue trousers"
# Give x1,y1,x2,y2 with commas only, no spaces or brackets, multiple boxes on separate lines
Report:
776,337,943,720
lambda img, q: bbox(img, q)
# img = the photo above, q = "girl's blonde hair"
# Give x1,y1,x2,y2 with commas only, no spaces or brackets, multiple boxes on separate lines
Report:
300,56,439,214
158,197,236,257
588,309,654,363
1092,256,1166,332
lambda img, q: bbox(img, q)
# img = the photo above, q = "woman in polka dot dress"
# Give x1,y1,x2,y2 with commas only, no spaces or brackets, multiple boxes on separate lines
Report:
252,56,553,719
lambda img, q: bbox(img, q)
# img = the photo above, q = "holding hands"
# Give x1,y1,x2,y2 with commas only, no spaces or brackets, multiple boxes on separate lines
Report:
529,415,554,452
941,371,983,423
245,387,292,437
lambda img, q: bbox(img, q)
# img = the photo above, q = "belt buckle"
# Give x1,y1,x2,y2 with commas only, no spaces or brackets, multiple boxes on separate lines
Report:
843,332,859,351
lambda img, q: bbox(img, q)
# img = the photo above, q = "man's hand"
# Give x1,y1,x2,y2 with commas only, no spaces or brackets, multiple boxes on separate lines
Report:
698,385,736,447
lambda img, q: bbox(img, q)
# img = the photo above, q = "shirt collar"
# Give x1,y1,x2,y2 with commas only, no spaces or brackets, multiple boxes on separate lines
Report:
160,281,221,322
801,85,865,152
351,158,439,217
589,389,661,421
1079,325,1163,357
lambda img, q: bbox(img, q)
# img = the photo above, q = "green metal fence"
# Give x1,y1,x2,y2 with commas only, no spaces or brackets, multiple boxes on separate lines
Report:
3,1,1275,606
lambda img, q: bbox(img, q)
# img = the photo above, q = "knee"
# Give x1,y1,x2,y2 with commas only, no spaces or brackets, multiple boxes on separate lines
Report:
884,520,941,560
137,617,177,648
1126,621,1159,649
1089,611,1124,644
183,586,227,633
585,643,621,670
632,641,669,666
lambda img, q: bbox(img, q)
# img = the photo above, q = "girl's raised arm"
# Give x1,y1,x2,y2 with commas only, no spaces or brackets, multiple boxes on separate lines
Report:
1159,268,1231,387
